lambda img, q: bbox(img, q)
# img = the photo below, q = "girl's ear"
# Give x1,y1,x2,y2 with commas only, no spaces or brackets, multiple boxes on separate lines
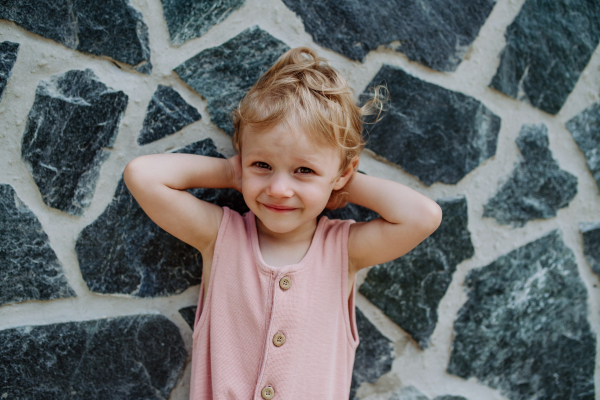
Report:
333,158,359,190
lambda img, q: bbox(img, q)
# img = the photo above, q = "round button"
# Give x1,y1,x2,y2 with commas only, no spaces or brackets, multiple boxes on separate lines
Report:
273,332,286,347
279,276,291,290
261,386,274,399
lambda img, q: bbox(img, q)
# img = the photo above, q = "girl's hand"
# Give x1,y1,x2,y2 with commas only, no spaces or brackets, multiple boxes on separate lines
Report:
227,154,243,193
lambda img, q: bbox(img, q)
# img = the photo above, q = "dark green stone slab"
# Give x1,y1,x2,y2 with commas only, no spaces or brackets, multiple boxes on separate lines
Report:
138,85,202,145
0,184,75,306
581,221,600,278
566,102,600,192
0,315,186,399
350,308,395,400
483,124,577,227
360,197,474,349
281,0,496,72
21,69,128,216
361,65,500,186
448,230,596,400
0,0,152,73
162,0,246,45
174,26,289,136
75,138,248,297
489,0,600,114
0,41,19,102
179,305,198,330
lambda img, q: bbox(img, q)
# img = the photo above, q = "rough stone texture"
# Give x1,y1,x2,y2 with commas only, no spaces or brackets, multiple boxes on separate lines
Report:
179,305,198,330
350,308,395,400
388,387,467,400
20,69,128,216
360,197,474,349
566,102,600,191
138,85,202,145
448,230,596,400
489,0,600,115
0,314,186,399
581,221,600,278
0,41,19,102
75,138,248,297
362,66,500,186
281,0,495,72
174,26,289,136
162,0,246,46
483,124,578,227
0,0,152,73
0,184,75,306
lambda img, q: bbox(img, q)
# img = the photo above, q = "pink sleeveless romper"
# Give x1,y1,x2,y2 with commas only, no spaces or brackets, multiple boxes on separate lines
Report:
190,207,359,399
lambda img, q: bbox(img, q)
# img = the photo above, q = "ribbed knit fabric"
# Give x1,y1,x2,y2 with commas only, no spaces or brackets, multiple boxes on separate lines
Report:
190,207,359,400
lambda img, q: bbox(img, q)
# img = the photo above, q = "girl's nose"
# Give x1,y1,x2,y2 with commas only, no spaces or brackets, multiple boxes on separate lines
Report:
266,173,294,198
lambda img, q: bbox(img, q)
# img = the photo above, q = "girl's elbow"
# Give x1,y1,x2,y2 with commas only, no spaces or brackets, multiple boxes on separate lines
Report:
422,201,443,235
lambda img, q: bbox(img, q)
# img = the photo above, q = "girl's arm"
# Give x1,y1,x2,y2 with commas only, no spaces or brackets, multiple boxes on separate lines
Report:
123,154,241,253
345,172,443,273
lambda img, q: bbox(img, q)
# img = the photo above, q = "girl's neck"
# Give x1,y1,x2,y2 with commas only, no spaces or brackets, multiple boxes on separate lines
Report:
255,216,318,267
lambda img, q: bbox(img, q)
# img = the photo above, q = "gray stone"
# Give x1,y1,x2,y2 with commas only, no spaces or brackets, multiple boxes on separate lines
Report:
179,305,198,330
0,41,19,102
281,0,495,72
489,0,600,115
0,314,186,399
0,184,75,306
360,197,474,349
138,85,202,145
448,230,596,400
162,0,246,46
174,26,289,136
483,124,578,227
362,66,500,186
0,0,152,73
388,387,467,400
21,69,128,216
75,138,248,297
581,221,600,278
350,308,395,400
566,102,600,192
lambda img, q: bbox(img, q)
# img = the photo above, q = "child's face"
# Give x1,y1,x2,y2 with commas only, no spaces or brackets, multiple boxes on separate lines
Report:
240,122,345,236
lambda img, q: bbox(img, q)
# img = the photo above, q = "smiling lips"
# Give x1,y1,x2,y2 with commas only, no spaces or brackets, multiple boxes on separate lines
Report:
262,203,298,213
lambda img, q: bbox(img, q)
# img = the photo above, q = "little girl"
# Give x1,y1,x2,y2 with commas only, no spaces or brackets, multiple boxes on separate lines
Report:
124,47,442,400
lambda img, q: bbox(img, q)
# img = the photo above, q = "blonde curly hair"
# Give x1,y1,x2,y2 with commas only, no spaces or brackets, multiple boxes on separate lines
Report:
232,47,386,177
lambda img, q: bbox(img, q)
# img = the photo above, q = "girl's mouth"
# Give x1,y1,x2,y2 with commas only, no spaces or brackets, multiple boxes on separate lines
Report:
262,203,298,213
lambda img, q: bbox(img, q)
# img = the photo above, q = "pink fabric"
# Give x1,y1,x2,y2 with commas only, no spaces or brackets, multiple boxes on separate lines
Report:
190,207,359,399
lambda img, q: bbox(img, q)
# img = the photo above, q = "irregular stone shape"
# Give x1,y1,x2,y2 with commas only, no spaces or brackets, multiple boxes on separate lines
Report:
0,0,152,73
448,230,596,400
0,315,186,399
581,221,600,278
21,69,128,216
566,102,600,191
360,198,474,349
350,308,395,400
281,0,495,72
362,66,500,186
162,0,246,46
75,138,248,297
483,124,577,227
489,0,600,115
179,305,198,330
174,26,289,136
138,85,202,145
0,41,19,102
0,184,75,306
322,202,379,223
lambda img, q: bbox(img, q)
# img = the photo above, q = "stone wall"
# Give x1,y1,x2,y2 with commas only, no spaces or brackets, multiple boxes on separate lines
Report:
1,0,599,399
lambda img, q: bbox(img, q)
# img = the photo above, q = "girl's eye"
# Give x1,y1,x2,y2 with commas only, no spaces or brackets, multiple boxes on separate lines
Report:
296,167,314,174
253,162,271,170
